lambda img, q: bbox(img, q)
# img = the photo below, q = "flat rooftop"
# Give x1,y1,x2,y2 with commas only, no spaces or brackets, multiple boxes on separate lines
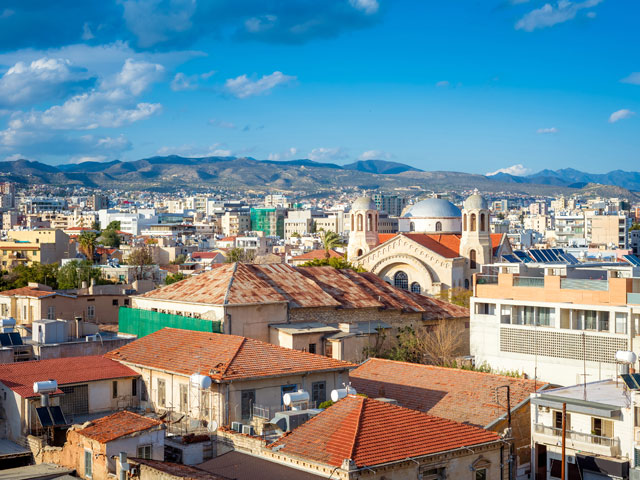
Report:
538,379,628,407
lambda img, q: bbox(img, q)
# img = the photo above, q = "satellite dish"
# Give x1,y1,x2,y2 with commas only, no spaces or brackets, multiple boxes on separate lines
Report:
208,420,218,432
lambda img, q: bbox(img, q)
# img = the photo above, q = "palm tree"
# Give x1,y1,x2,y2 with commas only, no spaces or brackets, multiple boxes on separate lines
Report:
319,229,342,259
78,231,98,263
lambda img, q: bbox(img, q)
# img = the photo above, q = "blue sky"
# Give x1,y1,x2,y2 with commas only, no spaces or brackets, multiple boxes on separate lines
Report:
0,0,638,175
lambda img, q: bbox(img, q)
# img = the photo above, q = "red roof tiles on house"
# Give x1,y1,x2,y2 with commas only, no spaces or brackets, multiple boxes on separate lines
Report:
269,395,500,468
350,358,541,427
0,286,57,298
0,356,139,398
377,232,507,260
78,411,163,443
106,328,354,381
291,249,342,261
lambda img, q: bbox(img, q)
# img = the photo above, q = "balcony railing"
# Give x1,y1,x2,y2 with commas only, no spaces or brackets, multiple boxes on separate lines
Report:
513,276,545,288
561,278,609,291
534,423,620,449
628,293,640,305
476,275,498,285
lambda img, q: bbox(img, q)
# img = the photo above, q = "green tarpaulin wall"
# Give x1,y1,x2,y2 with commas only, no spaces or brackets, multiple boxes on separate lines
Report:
118,307,222,337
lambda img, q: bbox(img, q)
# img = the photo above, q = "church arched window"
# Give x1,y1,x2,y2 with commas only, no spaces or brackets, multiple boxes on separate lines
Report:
480,213,485,232
357,214,363,231
367,213,372,231
357,249,363,257
470,214,477,232
469,249,477,269
435,221,442,232
410,282,421,294
351,215,354,231
463,214,467,231
394,271,408,290
409,222,415,232
375,213,378,231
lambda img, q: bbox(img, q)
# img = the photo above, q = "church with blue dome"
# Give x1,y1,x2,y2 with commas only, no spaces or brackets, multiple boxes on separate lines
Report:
347,192,511,296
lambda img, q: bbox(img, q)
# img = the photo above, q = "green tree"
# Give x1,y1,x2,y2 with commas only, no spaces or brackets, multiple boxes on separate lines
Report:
1,262,60,290
57,260,105,289
630,223,640,231
105,220,121,231
318,229,342,259
300,257,366,272
224,248,255,264
100,228,121,248
78,231,98,262
170,254,187,265
127,245,155,280
165,272,187,285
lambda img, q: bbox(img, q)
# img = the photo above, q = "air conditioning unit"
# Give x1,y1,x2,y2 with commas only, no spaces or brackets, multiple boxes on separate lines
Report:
231,421,243,432
241,425,255,435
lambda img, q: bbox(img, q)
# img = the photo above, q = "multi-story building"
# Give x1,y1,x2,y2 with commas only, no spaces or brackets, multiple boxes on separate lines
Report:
471,263,640,386
531,379,636,479
372,193,406,217
221,210,250,236
264,193,289,208
553,213,587,247
587,212,630,249
0,229,74,269
250,207,285,238
87,194,109,210
529,201,549,216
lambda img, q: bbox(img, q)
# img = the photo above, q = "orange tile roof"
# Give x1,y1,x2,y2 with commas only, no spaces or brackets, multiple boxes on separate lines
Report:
269,395,500,468
106,328,354,381
291,249,342,261
0,356,139,398
0,286,57,298
78,411,163,443
350,358,541,427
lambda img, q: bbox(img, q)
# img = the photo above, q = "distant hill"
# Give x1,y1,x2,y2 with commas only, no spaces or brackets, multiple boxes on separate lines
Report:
1,156,638,199
487,168,640,192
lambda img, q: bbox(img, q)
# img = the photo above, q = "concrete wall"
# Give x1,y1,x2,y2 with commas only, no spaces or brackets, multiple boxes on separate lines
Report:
33,336,136,360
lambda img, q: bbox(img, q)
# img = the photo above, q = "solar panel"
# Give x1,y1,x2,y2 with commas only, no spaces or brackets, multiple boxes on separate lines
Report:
49,406,67,426
0,334,11,347
530,250,545,262
36,407,54,427
514,251,532,263
621,373,640,389
501,254,521,263
623,255,640,267
8,332,22,345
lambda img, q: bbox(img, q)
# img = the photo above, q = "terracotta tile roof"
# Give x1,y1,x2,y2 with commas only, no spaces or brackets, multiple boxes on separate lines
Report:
0,245,40,250
350,358,541,428
192,251,222,259
106,328,354,381
378,232,505,260
291,249,342,261
296,267,384,309
0,356,138,398
219,236,237,242
132,458,232,480
78,411,163,443
139,263,287,305
0,286,57,298
269,395,500,468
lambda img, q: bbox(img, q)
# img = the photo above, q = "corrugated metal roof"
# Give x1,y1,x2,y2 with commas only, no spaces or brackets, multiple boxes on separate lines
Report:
296,267,384,309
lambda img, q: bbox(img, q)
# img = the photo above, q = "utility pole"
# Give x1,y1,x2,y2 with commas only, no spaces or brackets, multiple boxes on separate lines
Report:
496,385,514,480
561,402,567,480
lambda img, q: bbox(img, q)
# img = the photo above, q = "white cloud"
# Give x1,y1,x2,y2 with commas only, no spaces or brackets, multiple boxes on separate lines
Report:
208,119,237,129
621,72,640,85
245,15,278,33
102,58,164,96
349,0,379,14
225,71,296,98
4,153,23,161
308,147,348,162
359,150,393,160
609,109,636,123
268,147,298,161
537,127,558,134
515,0,603,32
81,22,95,40
435,80,450,88
0,57,92,107
486,164,531,176
156,143,232,157
171,70,216,91
69,155,108,164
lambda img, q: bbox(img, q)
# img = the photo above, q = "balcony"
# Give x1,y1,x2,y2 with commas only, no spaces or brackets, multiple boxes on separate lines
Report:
533,423,620,457
513,276,545,288
561,278,609,291
628,293,640,305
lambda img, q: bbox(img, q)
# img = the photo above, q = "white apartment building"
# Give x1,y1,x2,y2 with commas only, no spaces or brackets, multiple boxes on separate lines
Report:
471,263,640,386
530,380,636,480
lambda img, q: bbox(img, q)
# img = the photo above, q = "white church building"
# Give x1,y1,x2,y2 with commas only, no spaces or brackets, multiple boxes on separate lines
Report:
347,192,511,295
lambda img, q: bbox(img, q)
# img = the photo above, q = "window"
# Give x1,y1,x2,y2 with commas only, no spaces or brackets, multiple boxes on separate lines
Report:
23,305,27,321
312,381,326,405
124,298,130,306
599,311,610,332
87,305,95,319
409,221,415,232
592,417,613,440
500,306,512,324
635,406,640,427
585,311,597,330
357,214,363,231
470,213,477,231
554,411,571,431
140,380,148,402
241,390,255,419
136,444,152,460
325,342,333,358
475,469,487,480
131,378,137,397
480,213,486,232
112,381,118,399
476,303,495,315
112,299,118,306
469,249,477,269
463,214,467,231
538,307,553,327
419,467,445,480
435,221,442,232
308,343,316,354
157,379,166,406
394,271,408,290
0,304,7,317
410,282,421,294
616,313,627,334
84,449,93,478
47,306,55,320
367,214,372,231
180,384,188,412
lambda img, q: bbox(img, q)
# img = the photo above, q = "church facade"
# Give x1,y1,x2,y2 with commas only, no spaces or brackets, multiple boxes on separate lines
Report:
347,193,512,295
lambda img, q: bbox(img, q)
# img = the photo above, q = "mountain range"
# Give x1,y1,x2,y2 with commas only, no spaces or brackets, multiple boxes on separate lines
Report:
0,156,637,199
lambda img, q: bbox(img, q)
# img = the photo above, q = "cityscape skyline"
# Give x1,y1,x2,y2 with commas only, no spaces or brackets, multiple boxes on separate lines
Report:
0,1,638,174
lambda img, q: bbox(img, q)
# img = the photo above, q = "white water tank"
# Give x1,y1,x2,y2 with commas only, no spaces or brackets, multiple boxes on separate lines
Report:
283,390,310,407
616,350,637,364
190,374,212,389
33,380,58,394
331,386,356,403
